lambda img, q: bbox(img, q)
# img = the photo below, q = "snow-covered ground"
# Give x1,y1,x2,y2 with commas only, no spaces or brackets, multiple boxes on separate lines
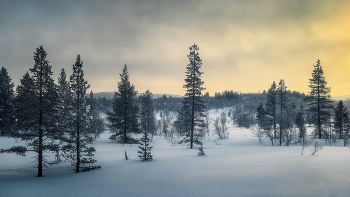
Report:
1,109,350,197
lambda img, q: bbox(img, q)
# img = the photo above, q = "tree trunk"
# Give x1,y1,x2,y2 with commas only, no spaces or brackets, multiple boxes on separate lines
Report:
76,84,81,173
144,128,147,159
38,127,43,177
76,121,80,173
273,94,276,139
124,86,127,144
280,89,282,146
317,80,321,139
190,53,196,149
38,69,43,177
340,107,343,139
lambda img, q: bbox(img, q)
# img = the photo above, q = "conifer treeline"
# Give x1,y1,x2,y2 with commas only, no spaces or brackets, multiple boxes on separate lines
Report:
1,45,347,176
256,60,349,147
0,46,101,176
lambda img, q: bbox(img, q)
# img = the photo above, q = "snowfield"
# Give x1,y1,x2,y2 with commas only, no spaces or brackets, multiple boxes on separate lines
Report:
1,109,350,197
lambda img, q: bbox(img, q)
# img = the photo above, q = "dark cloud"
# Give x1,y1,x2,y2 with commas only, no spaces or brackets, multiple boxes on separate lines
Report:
1,0,349,95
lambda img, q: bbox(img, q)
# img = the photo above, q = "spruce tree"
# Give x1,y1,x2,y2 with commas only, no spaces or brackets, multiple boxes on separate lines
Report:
137,131,153,160
87,91,105,138
138,90,155,161
174,102,191,136
57,68,73,140
265,81,277,138
295,103,306,140
334,100,348,140
107,64,140,144
57,68,72,108
27,46,60,176
0,67,15,136
2,72,36,156
61,55,96,173
257,102,274,145
3,46,60,177
304,59,333,139
140,90,156,140
277,79,288,146
13,72,37,137
58,69,71,99
161,115,169,138
178,43,206,149
87,91,101,139
256,103,268,130
220,112,227,133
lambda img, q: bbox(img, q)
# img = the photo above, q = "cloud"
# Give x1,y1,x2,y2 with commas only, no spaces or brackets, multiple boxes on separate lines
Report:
1,0,350,96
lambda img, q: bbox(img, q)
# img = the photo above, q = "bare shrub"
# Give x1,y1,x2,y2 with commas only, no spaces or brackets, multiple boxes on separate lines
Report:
301,137,312,155
213,113,229,139
251,126,265,147
310,142,323,155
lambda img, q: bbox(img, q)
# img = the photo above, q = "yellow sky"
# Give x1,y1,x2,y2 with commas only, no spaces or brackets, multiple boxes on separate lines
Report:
85,1,350,97
2,1,350,97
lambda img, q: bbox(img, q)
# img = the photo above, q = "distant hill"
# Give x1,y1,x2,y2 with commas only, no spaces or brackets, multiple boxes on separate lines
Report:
92,92,114,99
92,92,182,99
151,94,183,99
333,95,350,101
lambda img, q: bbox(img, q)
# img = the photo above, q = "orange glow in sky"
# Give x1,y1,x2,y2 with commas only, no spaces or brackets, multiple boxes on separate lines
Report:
2,1,350,97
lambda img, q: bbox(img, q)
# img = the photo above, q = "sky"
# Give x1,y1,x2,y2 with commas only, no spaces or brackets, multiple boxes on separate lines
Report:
1,0,350,97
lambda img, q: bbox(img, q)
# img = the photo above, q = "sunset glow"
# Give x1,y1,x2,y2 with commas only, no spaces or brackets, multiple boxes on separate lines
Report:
1,0,350,97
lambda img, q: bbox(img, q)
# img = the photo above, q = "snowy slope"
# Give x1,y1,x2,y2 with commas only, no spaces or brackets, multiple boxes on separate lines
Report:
1,109,350,197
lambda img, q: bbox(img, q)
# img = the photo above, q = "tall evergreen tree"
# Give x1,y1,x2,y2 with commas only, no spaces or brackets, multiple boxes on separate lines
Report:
61,55,96,173
334,100,348,139
304,59,333,139
277,79,288,146
13,72,37,137
107,64,140,144
140,90,156,140
3,46,60,177
137,90,155,161
87,91,105,138
57,68,73,140
87,91,97,130
0,67,15,136
265,81,277,138
178,43,206,149
27,46,60,176
87,91,104,139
